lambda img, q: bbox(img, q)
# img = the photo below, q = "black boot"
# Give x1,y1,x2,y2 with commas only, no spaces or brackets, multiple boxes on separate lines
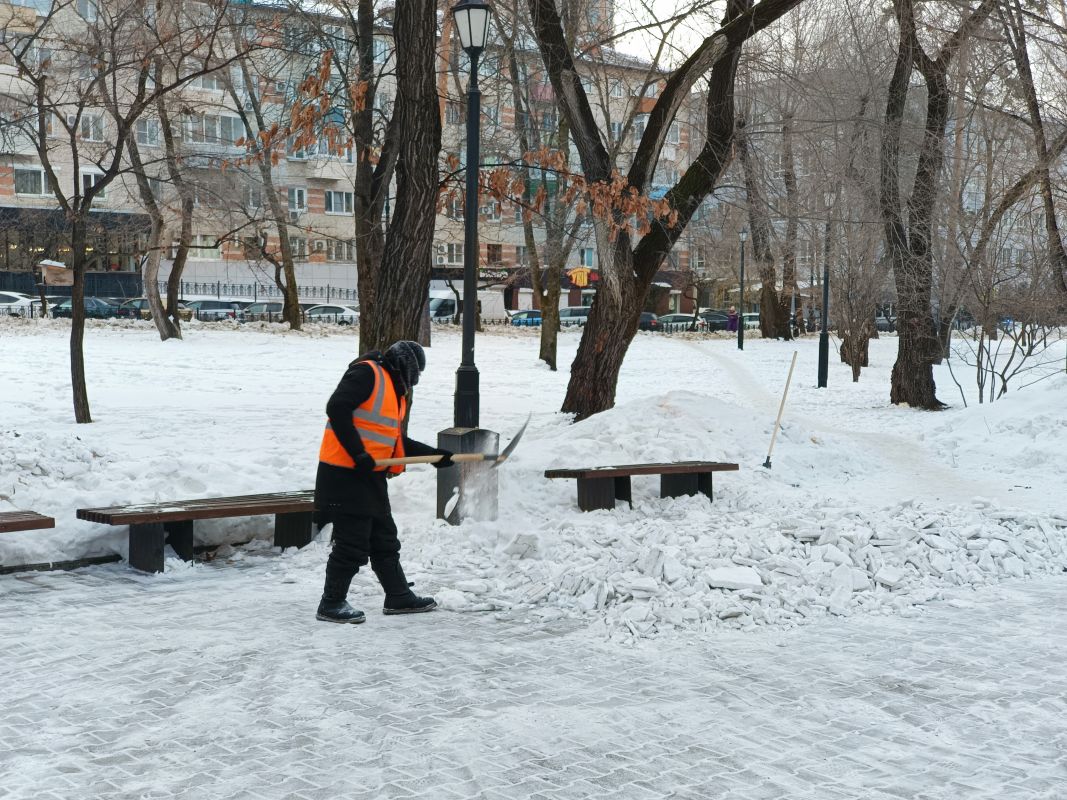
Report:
372,560,437,615
316,566,366,624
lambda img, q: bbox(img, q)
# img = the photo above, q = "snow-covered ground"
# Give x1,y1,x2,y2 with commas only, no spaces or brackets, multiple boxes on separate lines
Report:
1,316,1065,640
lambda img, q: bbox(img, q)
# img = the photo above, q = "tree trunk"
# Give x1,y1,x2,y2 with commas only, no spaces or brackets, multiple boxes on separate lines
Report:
69,219,91,424
561,251,644,417
777,111,798,340
362,0,441,351
127,134,180,340
736,116,779,338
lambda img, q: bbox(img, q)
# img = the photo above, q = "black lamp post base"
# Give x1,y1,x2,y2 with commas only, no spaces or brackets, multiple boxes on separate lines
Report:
436,427,499,525
454,365,480,430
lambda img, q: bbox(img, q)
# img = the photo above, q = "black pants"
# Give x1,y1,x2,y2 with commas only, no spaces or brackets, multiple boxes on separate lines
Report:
325,510,402,581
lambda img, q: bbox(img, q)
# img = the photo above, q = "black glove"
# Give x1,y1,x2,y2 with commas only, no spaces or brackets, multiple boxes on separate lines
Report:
352,451,377,475
432,449,455,469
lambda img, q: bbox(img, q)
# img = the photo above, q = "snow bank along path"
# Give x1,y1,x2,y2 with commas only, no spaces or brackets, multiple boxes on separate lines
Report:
1,317,1064,640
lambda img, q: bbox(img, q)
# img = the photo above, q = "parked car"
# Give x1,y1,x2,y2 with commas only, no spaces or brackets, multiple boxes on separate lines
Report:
116,298,193,322
638,312,661,331
305,303,359,325
874,312,896,333
28,296,65,318
558,306,591,326
429,296,457,321
742,312,760,330
51,297,120,319
243,302,286,321
185,299,246,321
658,312,705,330
700,311,731,331
0,291,35,317
508,309,542,327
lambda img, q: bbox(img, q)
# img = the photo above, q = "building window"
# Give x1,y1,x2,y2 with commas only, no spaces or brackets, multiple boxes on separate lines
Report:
693,247,706,272
667,123,680,145
486,244,503,264
610,81,625,98
482,201,500,222
373,37,390,63
446,195,464,220
446,102,463,125
191,234,221,259
438,243,463,265
81,171,105,200
147,178,163,200
76,0,98,22
199,71,224,91
288,187,307,212
634,114,647,139
136,119,159,146
75,113,103,141
289,237,308,259
13,167,49,195
610,121,623,143
327,239,354,261
324,190,353,215
515,244,528,265
579,247,594,267
246,184,262,210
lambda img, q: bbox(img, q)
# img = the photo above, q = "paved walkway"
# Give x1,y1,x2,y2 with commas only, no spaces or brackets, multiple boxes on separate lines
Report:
1,560,1065,799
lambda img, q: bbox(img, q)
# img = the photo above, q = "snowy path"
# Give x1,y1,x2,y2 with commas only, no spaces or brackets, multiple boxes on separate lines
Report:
1,560,1065,799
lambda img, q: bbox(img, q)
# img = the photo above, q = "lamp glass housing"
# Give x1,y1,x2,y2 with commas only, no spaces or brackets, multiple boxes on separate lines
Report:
453,1,491,52
739,227,748,243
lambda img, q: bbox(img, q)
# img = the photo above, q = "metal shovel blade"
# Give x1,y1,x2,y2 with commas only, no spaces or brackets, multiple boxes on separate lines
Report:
492,413,531,468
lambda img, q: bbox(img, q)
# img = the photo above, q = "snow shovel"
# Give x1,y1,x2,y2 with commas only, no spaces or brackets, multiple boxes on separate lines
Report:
372,413,532,469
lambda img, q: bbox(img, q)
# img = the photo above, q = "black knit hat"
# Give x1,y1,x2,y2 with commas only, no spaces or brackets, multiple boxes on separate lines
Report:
383,340,426,392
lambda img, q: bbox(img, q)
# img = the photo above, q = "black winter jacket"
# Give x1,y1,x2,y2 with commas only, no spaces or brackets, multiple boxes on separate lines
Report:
314,356,440,519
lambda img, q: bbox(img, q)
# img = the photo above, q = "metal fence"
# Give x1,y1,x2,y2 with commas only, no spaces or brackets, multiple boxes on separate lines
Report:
161,281,358,303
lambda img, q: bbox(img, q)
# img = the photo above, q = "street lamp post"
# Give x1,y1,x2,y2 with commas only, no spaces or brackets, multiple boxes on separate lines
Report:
737,227,748,351
452,0,491,428
439,0,498,525
818,193,834,388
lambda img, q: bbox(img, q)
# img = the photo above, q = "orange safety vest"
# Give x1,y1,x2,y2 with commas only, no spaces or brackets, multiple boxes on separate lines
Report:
319,361,407,473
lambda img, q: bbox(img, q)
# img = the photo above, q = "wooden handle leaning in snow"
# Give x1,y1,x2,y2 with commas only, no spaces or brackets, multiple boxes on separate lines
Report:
766,350,799,462
372,453,493,467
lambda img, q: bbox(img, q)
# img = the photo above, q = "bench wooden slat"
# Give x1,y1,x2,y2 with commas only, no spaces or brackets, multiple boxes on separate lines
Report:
77,491,315,525
0,511,56,534
545,462,739,480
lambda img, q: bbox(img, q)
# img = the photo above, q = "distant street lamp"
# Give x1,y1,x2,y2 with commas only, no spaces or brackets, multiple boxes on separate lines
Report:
452,0,492,428
737,227,748,351
818,193,834,388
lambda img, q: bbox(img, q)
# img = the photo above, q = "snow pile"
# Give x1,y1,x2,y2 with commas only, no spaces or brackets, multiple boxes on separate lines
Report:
418,490,1067,639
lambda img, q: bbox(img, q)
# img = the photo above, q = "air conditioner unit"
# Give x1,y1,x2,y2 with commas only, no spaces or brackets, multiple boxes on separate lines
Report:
289,211,301,223
315,240,325,251
436,244,447,255
436,255,447,265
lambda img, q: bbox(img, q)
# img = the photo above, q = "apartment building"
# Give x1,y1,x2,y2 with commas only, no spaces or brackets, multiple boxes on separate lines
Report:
1,0,705,311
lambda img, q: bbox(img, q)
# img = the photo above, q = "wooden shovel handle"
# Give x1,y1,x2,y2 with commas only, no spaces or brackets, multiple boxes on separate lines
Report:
373,453,491,467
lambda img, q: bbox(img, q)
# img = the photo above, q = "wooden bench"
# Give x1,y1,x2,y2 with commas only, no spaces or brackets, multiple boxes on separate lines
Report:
76,491,316,573
545,461,739,512
0,510,56,533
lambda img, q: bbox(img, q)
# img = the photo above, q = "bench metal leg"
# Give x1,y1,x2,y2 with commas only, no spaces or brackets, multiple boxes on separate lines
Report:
576,477,616,512
698,472,714,501
614,476,633,509
129,523,166,573
659,473,714,501
275,511,314,549
164,521,195,562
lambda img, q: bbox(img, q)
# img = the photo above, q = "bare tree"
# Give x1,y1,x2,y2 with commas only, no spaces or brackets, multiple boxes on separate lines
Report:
529,0,805,420
0,0,243,421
